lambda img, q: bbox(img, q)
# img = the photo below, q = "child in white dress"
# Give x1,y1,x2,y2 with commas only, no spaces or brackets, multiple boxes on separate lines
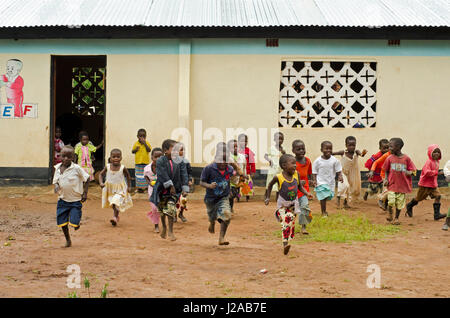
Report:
99,149,133,226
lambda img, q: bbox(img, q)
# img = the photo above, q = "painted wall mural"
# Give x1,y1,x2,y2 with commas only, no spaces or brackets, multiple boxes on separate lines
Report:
0,59,37,118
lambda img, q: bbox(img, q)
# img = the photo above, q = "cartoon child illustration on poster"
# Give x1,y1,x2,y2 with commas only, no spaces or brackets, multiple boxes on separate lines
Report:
0,59,24,117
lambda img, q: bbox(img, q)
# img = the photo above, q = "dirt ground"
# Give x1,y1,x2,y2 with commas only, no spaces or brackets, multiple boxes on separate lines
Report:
0,185,449,298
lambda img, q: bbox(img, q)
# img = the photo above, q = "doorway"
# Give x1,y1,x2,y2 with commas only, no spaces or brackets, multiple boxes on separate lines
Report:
50,55,106,183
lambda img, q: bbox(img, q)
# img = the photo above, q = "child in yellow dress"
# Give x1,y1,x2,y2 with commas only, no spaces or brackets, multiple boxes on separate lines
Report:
99,149,133,226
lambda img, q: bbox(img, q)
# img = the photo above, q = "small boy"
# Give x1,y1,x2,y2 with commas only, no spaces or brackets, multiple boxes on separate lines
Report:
382,138,417,225
200,142,234,246
150,139,189,241
312,141,344,217
405,145,446,220
364,139,389,201
52,146,90,247
227,139,246,212
132,128,152,193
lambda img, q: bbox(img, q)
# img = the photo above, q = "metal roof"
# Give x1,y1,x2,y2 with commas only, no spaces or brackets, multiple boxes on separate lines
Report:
0,0,449,28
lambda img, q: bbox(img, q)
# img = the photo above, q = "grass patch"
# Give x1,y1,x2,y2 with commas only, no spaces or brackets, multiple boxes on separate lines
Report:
274,212,401,244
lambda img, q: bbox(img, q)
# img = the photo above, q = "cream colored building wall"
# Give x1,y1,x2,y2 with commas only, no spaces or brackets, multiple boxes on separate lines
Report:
190,55,450,170
106,55,179,168
0,54,50,167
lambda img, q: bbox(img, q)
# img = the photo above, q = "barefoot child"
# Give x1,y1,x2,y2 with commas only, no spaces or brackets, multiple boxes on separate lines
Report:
200,142,234,245
292,140,313,234
150,139,189,241
364,139,389,201
382,138,417,225
227,139,246,212
132,128,152,193
144,147,163,232
264,132,286,201
265,154,313,255
74,131,104,181
238,133,255,201
53,146,90,247
405,145,446,220
99,149,133,226
174,143,191,223
312,141,344,217
334,136,367,208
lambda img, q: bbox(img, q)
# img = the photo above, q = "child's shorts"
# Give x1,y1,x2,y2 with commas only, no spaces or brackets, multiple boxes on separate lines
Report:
387,192,406,210
297,195,312,225
57,200,82,228
415,186,440,202
315,184,334,201
368,182,383,195
205,196,232,223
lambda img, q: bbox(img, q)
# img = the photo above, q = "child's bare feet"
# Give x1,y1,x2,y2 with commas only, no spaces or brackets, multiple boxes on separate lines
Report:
321,212,328,218
363,192,369,201
179,213,187,223
378,200,386,211
391,218,400,225
160,226,167,239
208,222,215,234
110,217,117,226
154,224,160,233
65,240,72,248
168,233,177,241
301,228,309,235
74,225,80,231
283,244,291,255
218,239,229,245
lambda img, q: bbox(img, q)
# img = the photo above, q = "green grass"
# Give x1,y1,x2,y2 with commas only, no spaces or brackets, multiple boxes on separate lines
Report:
274,212,401,244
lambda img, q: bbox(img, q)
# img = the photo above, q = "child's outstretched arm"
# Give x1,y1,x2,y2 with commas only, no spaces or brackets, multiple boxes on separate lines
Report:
200,181,217,189
332,150,345,156
123,167,132,192
95,140,104,151
264,176,278,205
98,167,107,187
356,149,368,157
297,181,313,199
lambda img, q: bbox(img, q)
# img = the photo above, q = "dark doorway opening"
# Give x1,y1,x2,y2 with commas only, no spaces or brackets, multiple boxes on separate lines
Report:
50,55,106,183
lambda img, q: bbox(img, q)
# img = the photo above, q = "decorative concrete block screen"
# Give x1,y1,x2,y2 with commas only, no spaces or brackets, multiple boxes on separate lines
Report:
72,67,105,116
279,61,377,128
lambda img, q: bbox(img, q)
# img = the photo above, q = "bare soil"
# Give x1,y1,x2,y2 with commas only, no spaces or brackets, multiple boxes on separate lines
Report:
0,185,449,298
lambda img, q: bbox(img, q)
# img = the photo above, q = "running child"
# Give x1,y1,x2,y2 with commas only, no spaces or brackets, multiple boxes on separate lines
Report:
264,132,286,201
53,146,90,247
292,139,313,234
200,142,234,246
405,145,446,220
150,139,189,241
227,139,246,212
333,136,367,209
442,160,450,231
174,142,191,223
132,128,152,193
382,138,417,225
265,154,313,255
74,131,104,181
144,147,163,232
312,141,344,217
238,133,255,201
364,139,389,201
369,148,392,211
99,149,133,227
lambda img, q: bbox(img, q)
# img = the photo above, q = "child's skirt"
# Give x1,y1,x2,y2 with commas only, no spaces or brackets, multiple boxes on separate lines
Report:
102,182,133,213
147,201,160,225
240,175,254,197
315,184,335,201
135,164,148,190
337,173,350,199
275,205,296,243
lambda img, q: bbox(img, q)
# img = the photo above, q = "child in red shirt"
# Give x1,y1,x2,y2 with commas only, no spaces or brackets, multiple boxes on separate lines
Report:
405,144,446,220
292,139,313,234
364,139,389,201
382,138,417,225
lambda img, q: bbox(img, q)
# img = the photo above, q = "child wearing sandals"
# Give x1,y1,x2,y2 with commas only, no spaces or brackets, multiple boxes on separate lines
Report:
265,154,312,255
144,147,163,232
99,149,133,226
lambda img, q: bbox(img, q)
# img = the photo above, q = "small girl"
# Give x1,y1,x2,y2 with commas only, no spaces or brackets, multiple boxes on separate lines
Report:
227,139,246,212
333,136,367,209
238,133,255,201
54,126,65,165
292,139,313,235
74,131,104,181
264,132,286,201
99,149,133,226
144,147,163,232
312,141,344,217
265,154,312,255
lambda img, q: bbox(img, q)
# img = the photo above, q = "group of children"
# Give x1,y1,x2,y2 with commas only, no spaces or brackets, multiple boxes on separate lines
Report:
52,128,450,254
